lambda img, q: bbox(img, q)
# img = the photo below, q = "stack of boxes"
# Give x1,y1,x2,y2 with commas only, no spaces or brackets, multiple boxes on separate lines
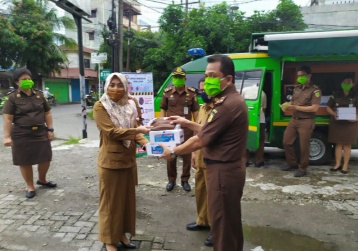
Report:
146,127,184,156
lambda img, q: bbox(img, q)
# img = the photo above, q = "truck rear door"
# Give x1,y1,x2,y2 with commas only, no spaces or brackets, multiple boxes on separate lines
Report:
235,69,266,151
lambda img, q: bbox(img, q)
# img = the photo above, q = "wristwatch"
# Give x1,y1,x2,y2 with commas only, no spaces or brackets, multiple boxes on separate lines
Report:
47,128,54,132
170,148,177,159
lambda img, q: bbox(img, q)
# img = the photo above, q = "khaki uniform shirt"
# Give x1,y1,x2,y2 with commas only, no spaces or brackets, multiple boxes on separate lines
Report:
160,86,199,120
93,102,148,169
292,83,321,119
3,88,51,125
195,103,214,168
197,85,248,162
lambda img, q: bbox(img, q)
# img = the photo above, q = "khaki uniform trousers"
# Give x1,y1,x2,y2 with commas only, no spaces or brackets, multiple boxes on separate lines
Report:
194,163,210,226
167,128,192,182
283,118,315,171
207,160,246,251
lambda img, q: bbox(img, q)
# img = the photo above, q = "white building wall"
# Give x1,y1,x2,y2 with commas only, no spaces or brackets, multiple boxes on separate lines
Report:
302,2,358,30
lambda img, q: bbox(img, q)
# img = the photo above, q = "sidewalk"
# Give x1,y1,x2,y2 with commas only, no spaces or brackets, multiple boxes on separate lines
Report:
0,140,357,251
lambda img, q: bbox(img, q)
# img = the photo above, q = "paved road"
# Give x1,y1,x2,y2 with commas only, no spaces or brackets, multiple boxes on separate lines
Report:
0,104,357,251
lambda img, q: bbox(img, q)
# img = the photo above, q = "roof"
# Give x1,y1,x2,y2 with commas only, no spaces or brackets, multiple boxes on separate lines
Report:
53,68,98,79
251,30,358,57
59,45,96,54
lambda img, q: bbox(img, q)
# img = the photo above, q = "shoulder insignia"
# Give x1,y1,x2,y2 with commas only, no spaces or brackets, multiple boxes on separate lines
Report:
207,109,217,123
7,89,16,95
313,84,319,89
314,90,320,97
164,87,172,93
35,89,43,93
188,87,196,92
214,96,227,105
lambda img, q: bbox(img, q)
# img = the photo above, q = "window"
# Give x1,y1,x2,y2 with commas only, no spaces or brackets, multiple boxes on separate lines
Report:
84,59,90,68
88,31,94,41
91,9,97,18
235,70,263,100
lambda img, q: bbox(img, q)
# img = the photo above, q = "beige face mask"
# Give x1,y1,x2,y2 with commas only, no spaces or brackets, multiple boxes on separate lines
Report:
107,89,124,102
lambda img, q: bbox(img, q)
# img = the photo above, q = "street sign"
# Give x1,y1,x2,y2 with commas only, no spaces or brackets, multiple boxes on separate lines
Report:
100,69,111,81
91,53,107,64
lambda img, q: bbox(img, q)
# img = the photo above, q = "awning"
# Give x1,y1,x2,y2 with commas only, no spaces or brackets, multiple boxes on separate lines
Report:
252,30,358,57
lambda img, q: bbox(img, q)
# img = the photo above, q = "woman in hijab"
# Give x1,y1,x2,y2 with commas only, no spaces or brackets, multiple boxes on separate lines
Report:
93,73,150,251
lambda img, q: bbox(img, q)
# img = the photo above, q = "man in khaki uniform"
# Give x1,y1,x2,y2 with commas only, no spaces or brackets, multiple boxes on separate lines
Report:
186,78,212,246
160,55,248,251
160,67,199,192
281,65,321,177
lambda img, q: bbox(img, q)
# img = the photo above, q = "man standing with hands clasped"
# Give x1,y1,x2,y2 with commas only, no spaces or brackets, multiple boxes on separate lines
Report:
160,55,248,251
160,67,199,192
281,65,321,177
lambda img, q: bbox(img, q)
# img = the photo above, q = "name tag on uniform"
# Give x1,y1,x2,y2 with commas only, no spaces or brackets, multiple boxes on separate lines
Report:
184,107,189,114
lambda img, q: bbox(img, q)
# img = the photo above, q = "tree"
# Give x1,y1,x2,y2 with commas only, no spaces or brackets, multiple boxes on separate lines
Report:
0,15,25,68
5,0,76,85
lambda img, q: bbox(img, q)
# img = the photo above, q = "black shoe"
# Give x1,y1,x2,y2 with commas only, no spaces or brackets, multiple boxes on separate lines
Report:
36,180,57,188
181,181,191,192
340,170,348,174
254,161,265,168
330,166,342,172
186,222,210,231
294,170,307,177
120,241,136,249
204,236,213,247
166,181,175,192
26,190,36,199
246,161,252,167
281,165,298,171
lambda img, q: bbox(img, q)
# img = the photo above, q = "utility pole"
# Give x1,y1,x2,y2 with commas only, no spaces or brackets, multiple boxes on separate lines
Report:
126,6,132,71
50,0,91,139
108,0,119,72
118,0,124,72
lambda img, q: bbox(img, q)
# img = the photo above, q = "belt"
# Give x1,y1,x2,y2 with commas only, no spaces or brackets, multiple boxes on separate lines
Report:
14,124,46,130
293,117,313,120
203,158,234,165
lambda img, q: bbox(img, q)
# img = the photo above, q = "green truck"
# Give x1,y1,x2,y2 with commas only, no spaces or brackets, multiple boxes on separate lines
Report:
154,30,358,165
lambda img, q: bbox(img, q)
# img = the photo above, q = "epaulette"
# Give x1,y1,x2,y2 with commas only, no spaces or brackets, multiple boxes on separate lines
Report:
313,84,320,89
164,87,172,93
213,96,227,105
35,89,43,93
187,87,196,92
7,89,16,95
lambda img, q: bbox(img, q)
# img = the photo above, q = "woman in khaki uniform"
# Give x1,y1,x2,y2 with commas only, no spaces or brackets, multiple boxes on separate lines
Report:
93,73,150,251
326,78,358,174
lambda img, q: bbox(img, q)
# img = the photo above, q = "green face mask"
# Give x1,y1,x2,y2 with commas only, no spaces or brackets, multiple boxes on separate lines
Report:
204,77,225,97
19,79,34,90
297,76,308,85
172,77,185,88
341,83,353,91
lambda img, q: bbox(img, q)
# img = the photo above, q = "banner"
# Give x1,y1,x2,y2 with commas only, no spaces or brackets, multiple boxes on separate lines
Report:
123,72,154,126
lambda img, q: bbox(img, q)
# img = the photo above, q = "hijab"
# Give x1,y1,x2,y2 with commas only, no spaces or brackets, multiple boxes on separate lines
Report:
99,73,136,148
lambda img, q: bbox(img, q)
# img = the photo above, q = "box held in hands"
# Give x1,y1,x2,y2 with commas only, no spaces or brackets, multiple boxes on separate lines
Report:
149,129,184,144
146,142,177,156
337,107,356,120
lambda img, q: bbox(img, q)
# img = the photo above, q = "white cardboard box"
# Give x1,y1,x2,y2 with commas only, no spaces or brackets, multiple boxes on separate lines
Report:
146,142,177,156
149,129,184,144
337,107,356,120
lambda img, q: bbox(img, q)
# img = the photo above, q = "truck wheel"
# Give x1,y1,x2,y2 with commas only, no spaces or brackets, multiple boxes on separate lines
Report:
309,131,332,165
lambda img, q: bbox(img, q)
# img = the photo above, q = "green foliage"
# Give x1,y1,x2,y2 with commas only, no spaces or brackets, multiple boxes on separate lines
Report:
98,0,306,92
0,0,76,82
0,16,25,68
142,1,307,91
62,136,81,145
